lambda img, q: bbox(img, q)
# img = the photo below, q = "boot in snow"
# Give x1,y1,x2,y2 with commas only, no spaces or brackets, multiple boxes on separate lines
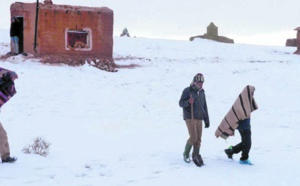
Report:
183,143,192,163
2,156,17,163
192,147,204,167
239,159,253,165
224,145,233,159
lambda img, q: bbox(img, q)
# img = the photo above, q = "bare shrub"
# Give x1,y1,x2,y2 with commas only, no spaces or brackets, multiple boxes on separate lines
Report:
22,137,51,157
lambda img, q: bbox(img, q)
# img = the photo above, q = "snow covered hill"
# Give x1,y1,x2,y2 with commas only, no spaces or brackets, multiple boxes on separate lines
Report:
0,32,300,186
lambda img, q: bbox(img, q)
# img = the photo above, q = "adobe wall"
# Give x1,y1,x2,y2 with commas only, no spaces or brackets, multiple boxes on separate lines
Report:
10,2,113,60
10,3,36,54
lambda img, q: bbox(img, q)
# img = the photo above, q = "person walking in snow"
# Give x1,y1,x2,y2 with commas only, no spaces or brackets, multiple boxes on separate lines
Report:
215,85,258,165
179,73,210,167
10,17,20,55
0,67,18,163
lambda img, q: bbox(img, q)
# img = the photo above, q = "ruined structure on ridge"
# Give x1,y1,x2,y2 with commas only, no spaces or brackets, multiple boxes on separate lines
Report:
190,22,234,44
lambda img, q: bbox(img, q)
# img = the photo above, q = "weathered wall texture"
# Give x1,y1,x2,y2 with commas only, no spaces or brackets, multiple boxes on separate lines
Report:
10,2,113,62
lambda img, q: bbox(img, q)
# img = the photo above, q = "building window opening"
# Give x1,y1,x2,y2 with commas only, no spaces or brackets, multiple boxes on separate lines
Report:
65,28,92,51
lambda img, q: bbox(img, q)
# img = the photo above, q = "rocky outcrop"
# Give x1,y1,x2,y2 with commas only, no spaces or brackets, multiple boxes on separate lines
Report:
120,28,130,37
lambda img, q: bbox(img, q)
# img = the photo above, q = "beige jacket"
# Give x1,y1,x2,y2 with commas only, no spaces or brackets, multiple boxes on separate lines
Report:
215,85,258,139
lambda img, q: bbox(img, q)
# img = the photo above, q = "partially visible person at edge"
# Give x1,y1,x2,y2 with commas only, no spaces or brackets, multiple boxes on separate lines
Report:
0,67,18,163
179,73,210,167
215,85,258,165
10,17,20,55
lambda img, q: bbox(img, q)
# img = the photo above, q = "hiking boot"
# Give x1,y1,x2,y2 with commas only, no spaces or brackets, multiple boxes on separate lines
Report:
224,146,233,159
192,154,204,167
183,143,192,163
183,154,191,163
2,156,17,163
192,147,204,167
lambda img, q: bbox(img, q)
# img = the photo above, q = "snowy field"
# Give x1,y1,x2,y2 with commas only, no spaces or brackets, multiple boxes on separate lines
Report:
0,29,300,186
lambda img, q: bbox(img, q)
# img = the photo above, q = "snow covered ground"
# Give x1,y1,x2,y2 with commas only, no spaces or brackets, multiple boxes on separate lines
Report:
0,31,300,186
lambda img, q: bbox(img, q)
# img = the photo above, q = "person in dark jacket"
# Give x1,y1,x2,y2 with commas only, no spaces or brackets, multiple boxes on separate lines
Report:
179,73,209,166
10,17,20,55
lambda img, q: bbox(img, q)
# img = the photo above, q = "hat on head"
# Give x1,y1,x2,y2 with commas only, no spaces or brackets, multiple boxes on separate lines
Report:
192,73,204,83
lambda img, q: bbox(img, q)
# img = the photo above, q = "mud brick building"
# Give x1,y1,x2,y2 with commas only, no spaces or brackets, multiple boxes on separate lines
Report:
10,1,113,64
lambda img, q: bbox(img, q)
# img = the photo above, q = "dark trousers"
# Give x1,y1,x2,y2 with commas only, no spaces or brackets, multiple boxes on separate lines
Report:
232,129,252,160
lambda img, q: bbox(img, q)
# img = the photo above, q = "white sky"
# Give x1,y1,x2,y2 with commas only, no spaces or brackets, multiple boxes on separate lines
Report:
1,0,299,46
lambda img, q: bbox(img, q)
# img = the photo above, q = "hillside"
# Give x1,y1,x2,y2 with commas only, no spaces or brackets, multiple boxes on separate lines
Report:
0,32,300,186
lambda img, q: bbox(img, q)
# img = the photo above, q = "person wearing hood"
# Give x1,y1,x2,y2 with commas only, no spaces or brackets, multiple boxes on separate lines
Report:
215,85,258,165
179,73,210,167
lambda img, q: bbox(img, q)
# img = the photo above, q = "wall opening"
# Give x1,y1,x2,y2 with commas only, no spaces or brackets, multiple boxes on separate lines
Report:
15,16,24,53
65,28,92,51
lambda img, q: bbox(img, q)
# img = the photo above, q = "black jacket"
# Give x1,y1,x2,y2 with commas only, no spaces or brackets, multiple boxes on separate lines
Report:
179,86,209,125
10,21,19,37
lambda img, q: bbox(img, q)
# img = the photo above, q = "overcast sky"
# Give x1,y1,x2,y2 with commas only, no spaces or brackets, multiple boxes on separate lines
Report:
1,0,299,46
